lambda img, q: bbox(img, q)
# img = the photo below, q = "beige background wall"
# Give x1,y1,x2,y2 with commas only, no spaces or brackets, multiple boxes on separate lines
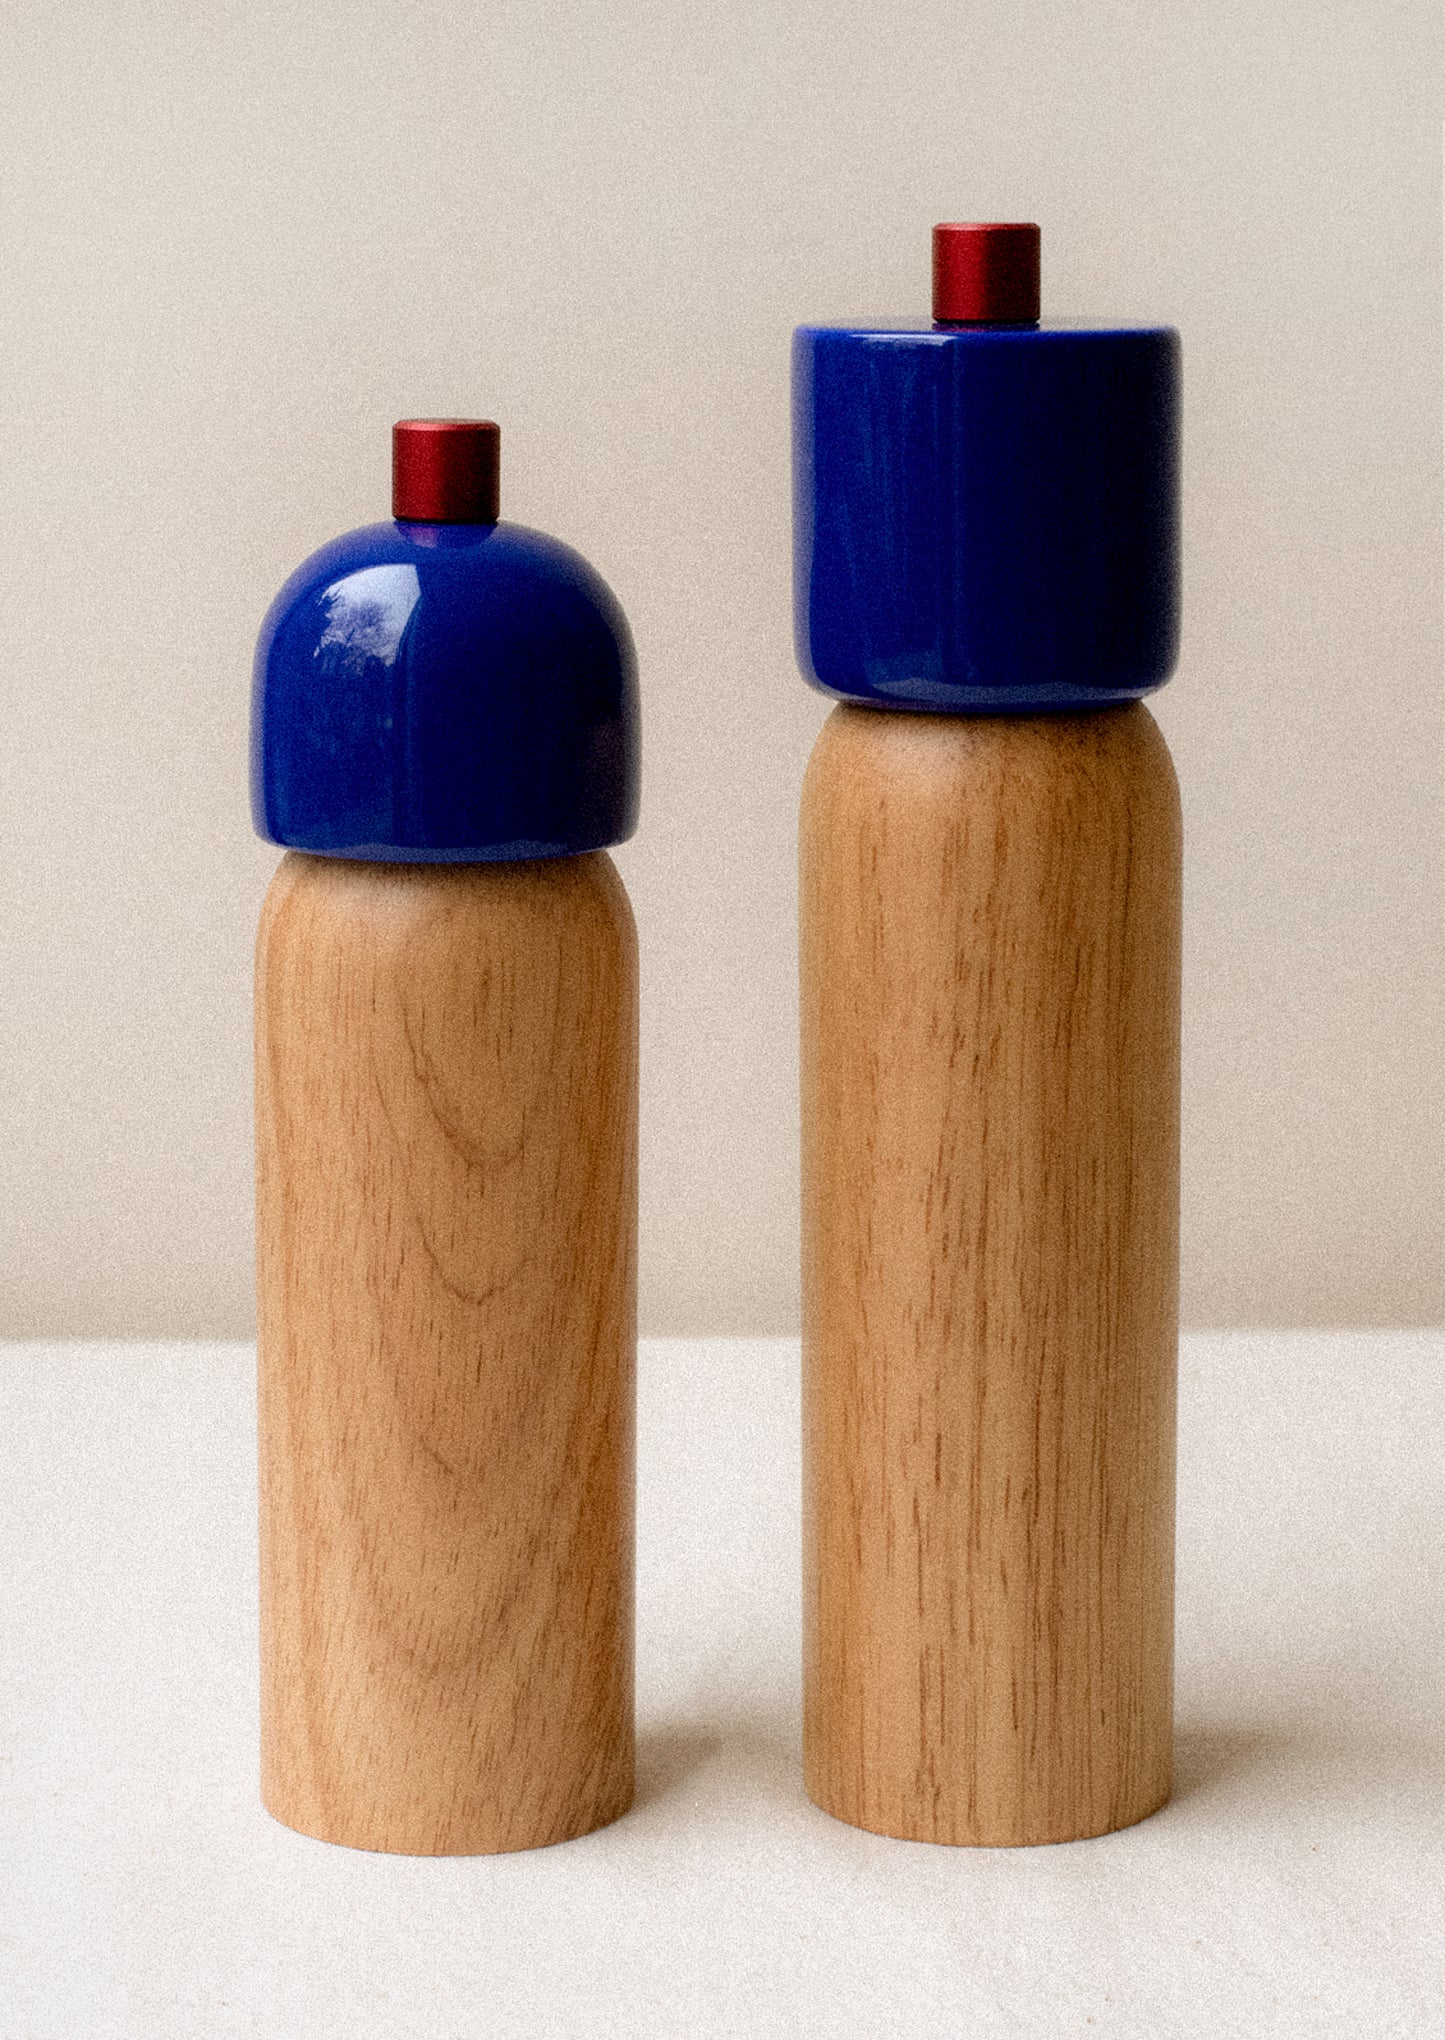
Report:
0,0,1440,1336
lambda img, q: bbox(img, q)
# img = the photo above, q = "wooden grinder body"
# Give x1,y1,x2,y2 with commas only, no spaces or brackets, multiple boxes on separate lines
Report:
800,701,1182,1846
256,849,637,1854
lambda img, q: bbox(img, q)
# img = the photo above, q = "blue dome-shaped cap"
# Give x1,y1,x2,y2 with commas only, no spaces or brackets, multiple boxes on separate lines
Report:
794,277,1180,713
252,505,639,861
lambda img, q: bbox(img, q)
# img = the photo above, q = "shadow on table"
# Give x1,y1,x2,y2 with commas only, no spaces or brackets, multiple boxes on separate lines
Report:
1173,1715,1445,1813
634,1714,800,1814
1173,1724,1298,1801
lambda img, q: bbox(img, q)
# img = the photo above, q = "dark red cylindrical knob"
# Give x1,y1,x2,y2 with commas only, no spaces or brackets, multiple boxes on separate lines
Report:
393,419,500,523
932,224,1040,324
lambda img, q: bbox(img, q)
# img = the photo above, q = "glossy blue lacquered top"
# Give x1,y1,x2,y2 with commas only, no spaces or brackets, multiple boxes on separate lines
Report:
252,519,639,860
794,319,1180,712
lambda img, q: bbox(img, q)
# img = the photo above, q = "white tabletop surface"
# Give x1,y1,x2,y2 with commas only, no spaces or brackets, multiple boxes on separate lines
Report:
2,1331,1442,2037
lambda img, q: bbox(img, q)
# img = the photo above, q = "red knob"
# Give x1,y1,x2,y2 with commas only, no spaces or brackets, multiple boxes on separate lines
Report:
392,419,500,523
932,224,1040,325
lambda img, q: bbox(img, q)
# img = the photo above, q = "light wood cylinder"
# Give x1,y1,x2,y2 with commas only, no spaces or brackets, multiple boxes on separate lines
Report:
255,850,637,1855
800,702,1182,1846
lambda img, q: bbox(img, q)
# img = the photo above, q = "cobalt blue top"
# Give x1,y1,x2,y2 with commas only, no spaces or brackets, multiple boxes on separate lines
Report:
252,519,639,860
794,319,1180,712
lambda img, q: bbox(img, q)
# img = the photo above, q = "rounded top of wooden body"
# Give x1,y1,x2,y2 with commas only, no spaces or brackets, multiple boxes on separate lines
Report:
793,318,1180,713
253,517,638,862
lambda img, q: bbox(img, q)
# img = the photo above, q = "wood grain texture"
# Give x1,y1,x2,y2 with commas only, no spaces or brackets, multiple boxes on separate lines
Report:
800,703,1182,1846
256,851,637,1855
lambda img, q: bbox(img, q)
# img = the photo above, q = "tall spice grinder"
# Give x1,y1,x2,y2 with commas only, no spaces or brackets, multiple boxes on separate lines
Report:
252,421,639,1854
796,227,1183,1845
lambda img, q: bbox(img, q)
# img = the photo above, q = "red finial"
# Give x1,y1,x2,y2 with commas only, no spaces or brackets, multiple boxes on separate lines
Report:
392,419,500,523
932,224,1040,325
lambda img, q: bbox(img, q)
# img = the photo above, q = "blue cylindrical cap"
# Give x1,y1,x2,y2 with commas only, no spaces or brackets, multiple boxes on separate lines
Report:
252,427,639,861
794,231,1180,713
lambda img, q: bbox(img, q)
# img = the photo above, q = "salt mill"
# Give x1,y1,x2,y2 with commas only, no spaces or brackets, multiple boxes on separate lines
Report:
796,226,1182,1844
252,420,639,1854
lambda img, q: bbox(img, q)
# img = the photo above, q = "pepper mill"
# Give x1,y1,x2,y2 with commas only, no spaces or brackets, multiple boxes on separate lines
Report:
252,420,639,1854
796,225,1182,1846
